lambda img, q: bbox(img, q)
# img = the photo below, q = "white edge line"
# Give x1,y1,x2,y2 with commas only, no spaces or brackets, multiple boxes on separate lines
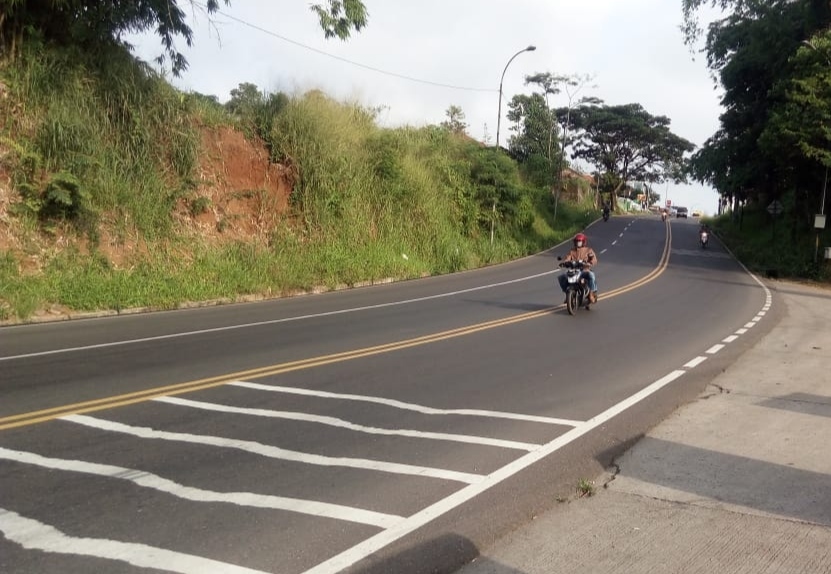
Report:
684,356,708,369
0,270,559,362
722,335,739,343
735,328,748,335
706,344,725,354
302,370,688,574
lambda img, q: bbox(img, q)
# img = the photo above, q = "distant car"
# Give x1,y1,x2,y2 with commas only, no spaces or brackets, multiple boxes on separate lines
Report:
692,209,702,217
675,206,689,218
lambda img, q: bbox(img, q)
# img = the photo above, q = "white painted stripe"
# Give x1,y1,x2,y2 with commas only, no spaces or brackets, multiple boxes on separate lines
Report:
229,382,581,427
735,328,748,335
744,322,756,328
612,240,618,245
684,356,708,369
600,249,608,254
619,233,624,237
706,344,725,354
62,415,482,484
0,508,267,574
1,271,560,362
0,448,400,528
302,370,689,574
752,316,762,322
722,335,739,343
154,397,539,452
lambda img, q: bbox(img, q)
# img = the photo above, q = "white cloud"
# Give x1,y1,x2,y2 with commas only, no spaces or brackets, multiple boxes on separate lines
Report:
129,0,724,214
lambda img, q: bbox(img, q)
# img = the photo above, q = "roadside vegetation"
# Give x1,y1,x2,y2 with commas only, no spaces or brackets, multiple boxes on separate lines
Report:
0,42,600,322
9,1,828,323
683,0,831,282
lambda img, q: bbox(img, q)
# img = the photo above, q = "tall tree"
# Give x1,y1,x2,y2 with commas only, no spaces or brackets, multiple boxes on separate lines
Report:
440,105,468,135
682,0,831,218
0,0,369,75
567,103,695,209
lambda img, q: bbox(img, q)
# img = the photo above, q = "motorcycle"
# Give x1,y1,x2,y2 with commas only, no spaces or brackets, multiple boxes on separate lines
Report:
661,211,668,222
700,230,709,249
602,209,610,222
557,257,592,315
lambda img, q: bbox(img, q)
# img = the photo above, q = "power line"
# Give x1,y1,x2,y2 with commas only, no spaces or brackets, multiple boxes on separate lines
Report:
204,6,497,93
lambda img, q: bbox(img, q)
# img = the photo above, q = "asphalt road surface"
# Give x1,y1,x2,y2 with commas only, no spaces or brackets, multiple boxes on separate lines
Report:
0,215,776,574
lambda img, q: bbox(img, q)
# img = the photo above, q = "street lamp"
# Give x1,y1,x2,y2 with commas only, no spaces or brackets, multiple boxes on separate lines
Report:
495,45,536,150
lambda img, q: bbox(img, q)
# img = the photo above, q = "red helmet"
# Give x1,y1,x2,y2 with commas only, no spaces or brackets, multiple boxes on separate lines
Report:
574,233,587,247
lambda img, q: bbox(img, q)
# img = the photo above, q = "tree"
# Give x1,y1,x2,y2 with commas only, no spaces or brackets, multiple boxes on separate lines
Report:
567,103,695,209
506,92,556,163
440,105,468,135
0,0,369,76
682,0,831,220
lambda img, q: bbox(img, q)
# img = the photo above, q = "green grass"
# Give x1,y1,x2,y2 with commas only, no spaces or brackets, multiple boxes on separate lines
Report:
709,202,831,281
0,43,599,322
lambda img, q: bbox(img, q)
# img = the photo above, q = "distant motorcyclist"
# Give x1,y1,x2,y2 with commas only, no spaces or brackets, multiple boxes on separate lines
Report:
558,233,599,304
602,202,611,220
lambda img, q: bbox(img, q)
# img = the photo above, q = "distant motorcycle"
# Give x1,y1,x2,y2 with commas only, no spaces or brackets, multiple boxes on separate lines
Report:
558,258,592,315
661,211,668,222
700,229,709,249
602,208,610,222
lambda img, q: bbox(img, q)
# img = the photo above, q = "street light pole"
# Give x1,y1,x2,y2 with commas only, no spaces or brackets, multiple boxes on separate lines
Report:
495,45,536,150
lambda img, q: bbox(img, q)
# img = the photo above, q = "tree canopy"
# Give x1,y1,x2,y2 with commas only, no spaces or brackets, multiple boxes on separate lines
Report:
682,0,831,222
565,103,694,205
0,0,369,75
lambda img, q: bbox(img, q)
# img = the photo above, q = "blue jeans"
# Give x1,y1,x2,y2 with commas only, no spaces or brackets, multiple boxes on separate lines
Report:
559,270,597,293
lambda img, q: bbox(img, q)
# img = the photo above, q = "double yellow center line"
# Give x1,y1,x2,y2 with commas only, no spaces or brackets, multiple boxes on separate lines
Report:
1,225,671,431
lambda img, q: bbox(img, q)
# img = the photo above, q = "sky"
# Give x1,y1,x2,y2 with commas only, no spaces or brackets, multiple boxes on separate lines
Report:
130,0,725,215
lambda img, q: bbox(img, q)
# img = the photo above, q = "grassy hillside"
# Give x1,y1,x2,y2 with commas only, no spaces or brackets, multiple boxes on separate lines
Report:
0,43,596,323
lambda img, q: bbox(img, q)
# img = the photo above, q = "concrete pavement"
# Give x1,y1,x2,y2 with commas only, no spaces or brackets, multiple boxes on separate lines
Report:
457,280,831,574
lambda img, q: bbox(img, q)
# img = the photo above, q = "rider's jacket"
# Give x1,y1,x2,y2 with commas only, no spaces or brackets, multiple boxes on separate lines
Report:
563,246,598,271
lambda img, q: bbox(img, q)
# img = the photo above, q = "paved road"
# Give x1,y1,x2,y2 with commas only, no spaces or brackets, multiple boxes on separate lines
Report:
456,279,831,574
0,216,775,573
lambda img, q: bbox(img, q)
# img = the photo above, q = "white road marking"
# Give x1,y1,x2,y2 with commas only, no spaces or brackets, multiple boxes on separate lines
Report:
154,397,539,452
62,415,483,484
735,328,748,335
0,271,558,362
619,233,624,237
0,508,268,574
302,370,689,574
0,447,401,528
230,382,581,427
722,335,739,343
706,344,725,354
600,249,608,254
684,356,708,369
744,322,756,329
612,240,618,245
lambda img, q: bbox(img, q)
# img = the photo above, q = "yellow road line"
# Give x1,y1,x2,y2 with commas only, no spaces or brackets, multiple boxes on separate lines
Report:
1,227,672,431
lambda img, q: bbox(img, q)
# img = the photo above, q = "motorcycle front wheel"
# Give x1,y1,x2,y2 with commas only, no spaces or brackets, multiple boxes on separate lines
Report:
566,289,578,315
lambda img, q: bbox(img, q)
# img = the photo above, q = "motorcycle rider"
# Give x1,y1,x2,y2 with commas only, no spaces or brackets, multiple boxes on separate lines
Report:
558,232,599,304
602,202,611,220
699,222,710,244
